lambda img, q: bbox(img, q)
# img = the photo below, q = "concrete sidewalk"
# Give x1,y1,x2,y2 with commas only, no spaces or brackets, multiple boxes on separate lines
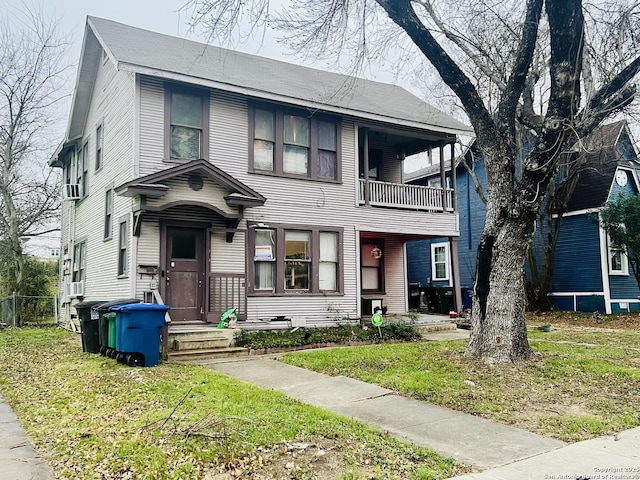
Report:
203,355,640,478
0,393,54,480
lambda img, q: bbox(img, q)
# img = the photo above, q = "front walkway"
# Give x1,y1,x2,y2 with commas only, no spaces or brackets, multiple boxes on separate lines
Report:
201,354,564,471
200,334,639,477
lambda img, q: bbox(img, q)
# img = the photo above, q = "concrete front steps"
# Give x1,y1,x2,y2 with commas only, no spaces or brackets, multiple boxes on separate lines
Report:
167,326,248,363
412,321,458,338
167,319,460,363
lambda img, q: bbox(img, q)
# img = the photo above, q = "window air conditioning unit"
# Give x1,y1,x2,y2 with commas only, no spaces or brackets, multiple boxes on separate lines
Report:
62,184,81,200
65,281,85,298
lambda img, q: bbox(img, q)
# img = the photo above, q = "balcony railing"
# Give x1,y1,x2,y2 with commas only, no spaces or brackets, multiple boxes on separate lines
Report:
358,179,454,212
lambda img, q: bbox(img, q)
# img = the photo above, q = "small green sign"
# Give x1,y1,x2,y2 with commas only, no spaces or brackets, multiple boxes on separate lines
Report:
371,313,384,326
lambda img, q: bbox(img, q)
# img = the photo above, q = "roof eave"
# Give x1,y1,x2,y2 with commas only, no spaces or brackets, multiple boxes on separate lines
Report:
118,62,473,137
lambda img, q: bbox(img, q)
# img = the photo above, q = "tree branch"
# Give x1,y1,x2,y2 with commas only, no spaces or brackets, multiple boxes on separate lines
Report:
497,0,543,135
375,0,496,143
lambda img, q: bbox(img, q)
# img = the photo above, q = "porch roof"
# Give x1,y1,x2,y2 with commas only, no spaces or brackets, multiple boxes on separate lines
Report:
115,159,266,210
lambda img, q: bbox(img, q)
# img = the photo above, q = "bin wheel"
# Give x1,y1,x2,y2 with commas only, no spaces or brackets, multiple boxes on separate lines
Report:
99,346,107,356
109,349,118,359
127,353,144,367
116,352,127,364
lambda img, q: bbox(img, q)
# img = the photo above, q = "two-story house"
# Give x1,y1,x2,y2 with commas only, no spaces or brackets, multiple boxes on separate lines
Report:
50,17,470,330
406,121,640,314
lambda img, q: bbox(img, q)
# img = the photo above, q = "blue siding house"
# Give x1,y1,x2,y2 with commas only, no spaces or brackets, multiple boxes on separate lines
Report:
406,121,640,313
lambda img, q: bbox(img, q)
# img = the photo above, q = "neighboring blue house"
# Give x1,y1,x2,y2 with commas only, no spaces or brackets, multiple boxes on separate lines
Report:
406,121,640,313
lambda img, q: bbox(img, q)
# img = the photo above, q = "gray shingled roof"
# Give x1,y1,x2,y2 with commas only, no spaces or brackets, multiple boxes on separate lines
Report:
88,16,470,134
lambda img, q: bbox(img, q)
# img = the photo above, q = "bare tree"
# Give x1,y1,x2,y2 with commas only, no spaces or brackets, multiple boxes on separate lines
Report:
0,5,70,294
183,0,640,363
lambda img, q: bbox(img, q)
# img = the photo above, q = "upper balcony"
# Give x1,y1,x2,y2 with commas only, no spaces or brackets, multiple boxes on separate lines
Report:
357,125,458,213
358,179,454,212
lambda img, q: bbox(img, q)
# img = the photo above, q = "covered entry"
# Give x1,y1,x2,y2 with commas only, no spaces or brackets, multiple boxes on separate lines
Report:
116,159,266,323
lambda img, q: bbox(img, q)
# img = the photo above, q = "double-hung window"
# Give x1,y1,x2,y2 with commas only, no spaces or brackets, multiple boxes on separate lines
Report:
104,188,113,240
95,124,103,170
431,242,450,281
165,85,209,161
250,224,342,294
77,141,88,197
72,241,86,282
118,219,128,276
254,229,276,291
285,231,311,289
250,105,340,181
608,235,628,275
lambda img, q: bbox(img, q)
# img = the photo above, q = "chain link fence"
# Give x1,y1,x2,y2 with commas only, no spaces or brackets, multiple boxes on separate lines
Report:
0,295,58,327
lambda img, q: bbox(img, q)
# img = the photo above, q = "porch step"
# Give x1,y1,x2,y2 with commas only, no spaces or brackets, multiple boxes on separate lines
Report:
173,336,230,351
168,347,249,363
169,329,236,351
413,322,458,337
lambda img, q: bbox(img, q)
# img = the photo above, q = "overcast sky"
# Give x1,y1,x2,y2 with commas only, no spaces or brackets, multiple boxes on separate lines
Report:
1,0,443,254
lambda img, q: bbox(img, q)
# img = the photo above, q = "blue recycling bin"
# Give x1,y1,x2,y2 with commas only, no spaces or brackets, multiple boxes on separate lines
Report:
109,303,170,367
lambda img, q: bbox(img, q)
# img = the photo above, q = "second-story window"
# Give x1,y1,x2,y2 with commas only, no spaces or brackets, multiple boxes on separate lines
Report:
250,105,341,182
165,85,209,162
95,124,103,170
77,141,88,197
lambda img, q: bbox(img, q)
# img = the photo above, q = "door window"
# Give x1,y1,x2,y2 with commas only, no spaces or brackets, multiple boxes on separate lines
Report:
171,233,197,259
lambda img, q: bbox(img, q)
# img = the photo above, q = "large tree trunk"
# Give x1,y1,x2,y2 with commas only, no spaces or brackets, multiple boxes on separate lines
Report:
466,150,536,363
467,222,535,363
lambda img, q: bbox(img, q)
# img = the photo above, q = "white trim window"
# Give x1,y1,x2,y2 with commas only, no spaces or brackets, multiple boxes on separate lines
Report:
608,235,628,275
431,242,450,281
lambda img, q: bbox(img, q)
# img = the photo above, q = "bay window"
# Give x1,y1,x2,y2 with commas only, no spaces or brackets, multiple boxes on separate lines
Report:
250,104,340,181
249,224,343,294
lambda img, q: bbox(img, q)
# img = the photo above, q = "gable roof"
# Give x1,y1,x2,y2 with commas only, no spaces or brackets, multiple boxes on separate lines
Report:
565,121,640,212
68,16,470,141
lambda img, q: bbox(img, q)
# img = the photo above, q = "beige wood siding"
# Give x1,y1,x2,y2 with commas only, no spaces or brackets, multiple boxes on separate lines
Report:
211,231,245,274
138,76,166,176
134,219,161,299
68,57,136,302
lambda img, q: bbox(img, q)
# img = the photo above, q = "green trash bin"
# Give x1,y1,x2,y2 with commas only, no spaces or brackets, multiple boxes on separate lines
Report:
94,299,141,356
105,312,117,358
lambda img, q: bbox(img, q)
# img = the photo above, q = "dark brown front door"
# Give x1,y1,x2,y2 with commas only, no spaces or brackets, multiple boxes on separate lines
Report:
165,227,206,321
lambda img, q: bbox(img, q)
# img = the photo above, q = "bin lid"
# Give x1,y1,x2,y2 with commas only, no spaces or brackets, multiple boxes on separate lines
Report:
109,303,170,312
93,298,142,311
75,300,110,309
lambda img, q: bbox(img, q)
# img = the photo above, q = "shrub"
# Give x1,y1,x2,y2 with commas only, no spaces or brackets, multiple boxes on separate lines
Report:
235,323,420,349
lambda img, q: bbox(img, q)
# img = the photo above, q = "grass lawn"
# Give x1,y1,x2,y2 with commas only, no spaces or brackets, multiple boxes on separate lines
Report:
0,327,464,480
281,315,640,443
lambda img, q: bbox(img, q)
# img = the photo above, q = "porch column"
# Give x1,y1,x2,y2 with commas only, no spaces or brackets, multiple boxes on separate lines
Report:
450,142,457,212
450,236,462,313
363,128,370,206
439,145,446,210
